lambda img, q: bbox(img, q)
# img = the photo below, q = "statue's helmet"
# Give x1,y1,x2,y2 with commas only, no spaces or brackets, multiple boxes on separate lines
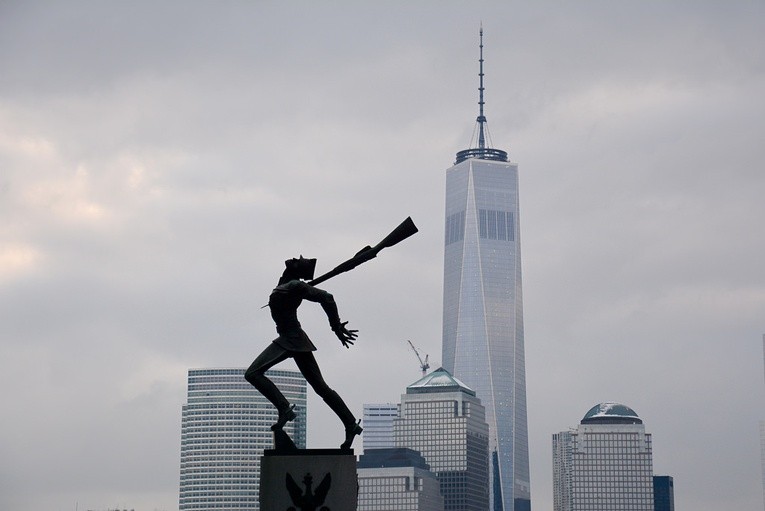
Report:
285,256,317,280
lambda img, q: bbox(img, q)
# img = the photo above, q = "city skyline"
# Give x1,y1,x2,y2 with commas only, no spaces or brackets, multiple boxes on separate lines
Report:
2,3,764,511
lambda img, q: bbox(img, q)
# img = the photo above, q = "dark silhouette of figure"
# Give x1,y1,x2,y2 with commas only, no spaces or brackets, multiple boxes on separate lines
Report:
245,256,362,450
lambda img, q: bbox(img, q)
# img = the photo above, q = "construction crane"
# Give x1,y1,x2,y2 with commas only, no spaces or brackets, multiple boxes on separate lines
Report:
407,340,430,377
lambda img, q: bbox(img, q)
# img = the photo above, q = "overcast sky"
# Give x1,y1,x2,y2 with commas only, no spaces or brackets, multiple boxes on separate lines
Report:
1,2,764,510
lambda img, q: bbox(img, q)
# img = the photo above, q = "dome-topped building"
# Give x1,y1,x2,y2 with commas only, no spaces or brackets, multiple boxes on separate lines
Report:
581,402,642,425
553,402,655,511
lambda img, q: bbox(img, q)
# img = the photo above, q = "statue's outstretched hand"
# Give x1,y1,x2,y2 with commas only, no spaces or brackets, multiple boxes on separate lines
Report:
333,321,359,349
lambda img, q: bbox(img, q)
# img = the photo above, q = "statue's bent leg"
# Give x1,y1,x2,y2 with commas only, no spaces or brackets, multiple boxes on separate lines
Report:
245,342,293,416
294,352,363,449
294,352,355,426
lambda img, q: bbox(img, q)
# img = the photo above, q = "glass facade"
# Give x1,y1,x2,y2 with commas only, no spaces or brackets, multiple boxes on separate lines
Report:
394,369,489,511
442,157,530,511
179,368,307,511
552,404,654,511
363,403,399,451
653,476,674,511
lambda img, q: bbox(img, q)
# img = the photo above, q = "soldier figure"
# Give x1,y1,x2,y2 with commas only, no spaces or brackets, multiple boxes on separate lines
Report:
245,256,362,450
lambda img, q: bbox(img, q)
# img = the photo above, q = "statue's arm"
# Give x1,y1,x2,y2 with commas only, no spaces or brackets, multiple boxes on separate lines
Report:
300,282,358,347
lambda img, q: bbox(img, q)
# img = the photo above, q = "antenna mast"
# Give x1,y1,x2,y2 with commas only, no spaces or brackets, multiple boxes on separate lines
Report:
477,24,486,150
454,25,508,164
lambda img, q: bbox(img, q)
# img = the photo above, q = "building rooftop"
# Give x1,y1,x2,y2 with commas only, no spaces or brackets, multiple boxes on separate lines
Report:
581,402,643,425
406,367,475,396
358,448,431,470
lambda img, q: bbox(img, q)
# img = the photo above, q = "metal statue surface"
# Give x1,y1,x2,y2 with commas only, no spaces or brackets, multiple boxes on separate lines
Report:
245,217,418,451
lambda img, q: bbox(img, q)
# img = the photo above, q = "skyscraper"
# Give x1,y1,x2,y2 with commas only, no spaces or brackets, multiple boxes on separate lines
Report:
362,403,399,451
395,368,490,511
552,402,655,511
442,28,530,511
179,368,307,511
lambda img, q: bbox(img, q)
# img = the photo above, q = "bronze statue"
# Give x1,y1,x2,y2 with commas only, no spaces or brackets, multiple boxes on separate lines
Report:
245,256,362,450
245,217,418,451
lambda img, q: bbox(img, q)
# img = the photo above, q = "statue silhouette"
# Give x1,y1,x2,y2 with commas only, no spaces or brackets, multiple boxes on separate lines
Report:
245,256,362,450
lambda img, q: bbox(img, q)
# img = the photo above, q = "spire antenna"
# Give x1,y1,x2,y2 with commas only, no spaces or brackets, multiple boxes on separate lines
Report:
455,26,508,164
478,24,486,150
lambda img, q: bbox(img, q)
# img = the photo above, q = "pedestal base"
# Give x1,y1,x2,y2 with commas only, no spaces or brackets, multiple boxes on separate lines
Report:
259,449,358,511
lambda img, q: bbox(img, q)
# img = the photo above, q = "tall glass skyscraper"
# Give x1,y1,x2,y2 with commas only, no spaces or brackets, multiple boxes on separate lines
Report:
179,367,307,511
442,28,530,511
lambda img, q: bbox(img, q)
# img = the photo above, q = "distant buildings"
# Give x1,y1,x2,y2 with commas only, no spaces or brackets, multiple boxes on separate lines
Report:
653,475,675,511
441,28,530,511
394,368,490,511
363,403,398,451
179,367,307,511
357,448,444,511
552,402,654,511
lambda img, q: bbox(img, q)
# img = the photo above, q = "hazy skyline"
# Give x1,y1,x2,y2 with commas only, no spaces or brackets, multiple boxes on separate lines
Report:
1,2,764,510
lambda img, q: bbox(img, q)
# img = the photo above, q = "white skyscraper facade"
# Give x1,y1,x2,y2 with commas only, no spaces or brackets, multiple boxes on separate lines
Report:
363,403,399,451
179,367,307,511
442,29,530,511
553,403,654,511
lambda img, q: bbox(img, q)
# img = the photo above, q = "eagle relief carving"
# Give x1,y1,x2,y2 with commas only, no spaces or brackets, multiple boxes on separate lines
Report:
285,472,331,511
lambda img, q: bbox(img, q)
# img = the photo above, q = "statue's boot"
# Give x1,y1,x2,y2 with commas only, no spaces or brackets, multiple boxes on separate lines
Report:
271,404,296,431
322,390,363,449
340,420,363,450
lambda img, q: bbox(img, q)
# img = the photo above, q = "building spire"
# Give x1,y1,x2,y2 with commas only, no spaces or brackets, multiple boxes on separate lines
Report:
455,26,508,165
477,24,486,150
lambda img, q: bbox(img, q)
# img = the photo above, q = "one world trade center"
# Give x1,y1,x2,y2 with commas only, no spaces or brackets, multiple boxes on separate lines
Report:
442,28,531,511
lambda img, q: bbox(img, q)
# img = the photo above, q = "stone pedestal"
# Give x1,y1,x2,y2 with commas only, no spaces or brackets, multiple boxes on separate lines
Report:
259,449,358,511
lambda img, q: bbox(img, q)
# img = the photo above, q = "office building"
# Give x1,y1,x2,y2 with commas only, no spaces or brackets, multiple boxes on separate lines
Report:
442,28,530,511
653,476,675,511
761,334,765,511
363,403,399,451
357,448,444,511
552,402,654,511
394,367,490,511
179,367,307,511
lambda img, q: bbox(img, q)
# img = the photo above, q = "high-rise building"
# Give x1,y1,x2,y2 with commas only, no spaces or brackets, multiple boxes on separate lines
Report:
551,431,573,511
394,367,490,511
552,402,654,511
363,403,399,451
442,28,530,511
653,475,675,511
357,448,444,511
760,334,765,511
179,367,307,511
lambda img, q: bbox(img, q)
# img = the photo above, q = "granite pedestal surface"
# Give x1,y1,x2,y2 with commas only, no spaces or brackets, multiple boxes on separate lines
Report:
259,448,358,511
